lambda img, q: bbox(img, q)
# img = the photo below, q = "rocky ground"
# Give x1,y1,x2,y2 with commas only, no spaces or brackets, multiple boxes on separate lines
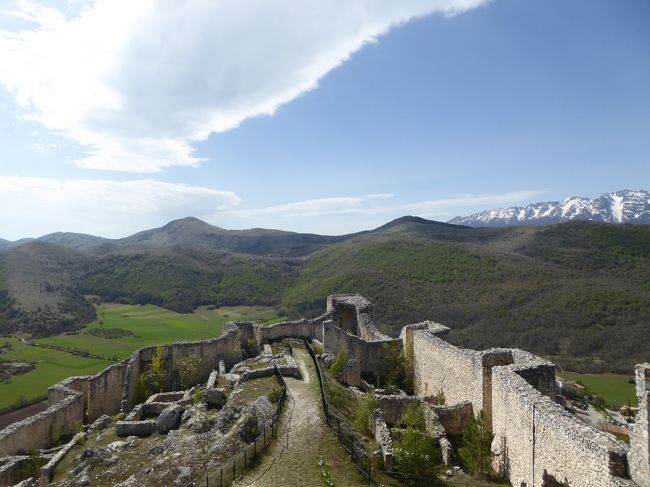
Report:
234,348,368,487
51,368,282,485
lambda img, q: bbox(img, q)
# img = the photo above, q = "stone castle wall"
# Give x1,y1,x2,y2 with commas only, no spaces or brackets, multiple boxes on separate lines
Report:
409,321,635,487
412,327,485,412
491,364,630,486
0,294,647,487
629,364,650,485
0,385,83,457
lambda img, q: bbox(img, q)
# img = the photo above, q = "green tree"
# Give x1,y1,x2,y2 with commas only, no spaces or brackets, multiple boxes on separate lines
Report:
353,393,377,436
394,404,441,478
459,410,494,479
177,354,202,390
139,346,166,398
383,343,414,395
329,349,348,378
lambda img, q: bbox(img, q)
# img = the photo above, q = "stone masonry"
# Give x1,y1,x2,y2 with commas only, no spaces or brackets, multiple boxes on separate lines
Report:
0,295,647,487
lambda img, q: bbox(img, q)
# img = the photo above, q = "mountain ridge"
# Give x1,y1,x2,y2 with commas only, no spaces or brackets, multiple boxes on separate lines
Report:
449,189,650,227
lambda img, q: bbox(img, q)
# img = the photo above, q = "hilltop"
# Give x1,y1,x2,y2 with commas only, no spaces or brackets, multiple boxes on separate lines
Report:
1,217,649,373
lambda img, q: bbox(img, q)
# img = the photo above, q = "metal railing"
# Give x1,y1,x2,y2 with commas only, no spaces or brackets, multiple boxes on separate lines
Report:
304,340,490,487
185,365,288,487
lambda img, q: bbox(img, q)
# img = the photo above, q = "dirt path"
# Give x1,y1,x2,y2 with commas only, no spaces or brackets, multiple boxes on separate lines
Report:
234,348,368,487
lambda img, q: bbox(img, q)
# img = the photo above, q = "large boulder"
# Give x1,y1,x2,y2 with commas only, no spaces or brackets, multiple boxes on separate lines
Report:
157,404,184,435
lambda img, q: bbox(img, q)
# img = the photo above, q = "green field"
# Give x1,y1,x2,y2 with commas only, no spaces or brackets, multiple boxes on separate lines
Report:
36,303,283,359
0,337,113,410
559,372,638,409
0,304,282,411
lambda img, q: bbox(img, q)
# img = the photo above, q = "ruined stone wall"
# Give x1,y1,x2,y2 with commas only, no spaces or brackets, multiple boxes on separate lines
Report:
0,385,83,456
59,364,127,423
327,294,390,341
428,402,473,437
121,327,244,410
412,329,484,413
375,395,420,426
491,365,630,487
629,363,650,484
254,318,324,345
323,321,400,380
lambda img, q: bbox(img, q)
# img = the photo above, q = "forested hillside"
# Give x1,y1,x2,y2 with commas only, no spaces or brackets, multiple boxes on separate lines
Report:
0,218,648,373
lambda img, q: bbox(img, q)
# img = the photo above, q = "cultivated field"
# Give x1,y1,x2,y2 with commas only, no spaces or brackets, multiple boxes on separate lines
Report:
0,304,282,412
0,338,113,410
560,372,638,409
35,303,283,359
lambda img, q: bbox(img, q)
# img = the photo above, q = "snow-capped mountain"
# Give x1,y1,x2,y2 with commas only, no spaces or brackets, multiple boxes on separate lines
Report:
448,190,650,227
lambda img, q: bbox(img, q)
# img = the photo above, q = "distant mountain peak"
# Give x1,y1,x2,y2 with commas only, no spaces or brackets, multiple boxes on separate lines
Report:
449,189,650,227
376,215,467,231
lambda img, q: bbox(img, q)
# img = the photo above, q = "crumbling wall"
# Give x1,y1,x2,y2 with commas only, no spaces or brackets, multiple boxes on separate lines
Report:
60,364,127,423
0,385,83,456
412,329,484,413
427,402,473,437
491,364,630,486
629,363,650,484
375,394,420,426
254,318,324,345
323,321,400,381
121,326,244,410
327,294,389,341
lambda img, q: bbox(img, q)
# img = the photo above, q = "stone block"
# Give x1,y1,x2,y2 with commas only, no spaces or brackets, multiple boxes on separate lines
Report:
115,420,157,437
205,388,226,408
157,404,184,434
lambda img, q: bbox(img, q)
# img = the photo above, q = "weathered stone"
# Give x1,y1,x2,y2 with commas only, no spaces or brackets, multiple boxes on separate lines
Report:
157,404,184,434
87,415,111,433
115,420,157,437
205,387,226,408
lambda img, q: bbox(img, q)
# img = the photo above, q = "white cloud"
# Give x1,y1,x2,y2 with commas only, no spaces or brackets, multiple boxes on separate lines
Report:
222,190,541,221
0,176,240,238
0,0,489,172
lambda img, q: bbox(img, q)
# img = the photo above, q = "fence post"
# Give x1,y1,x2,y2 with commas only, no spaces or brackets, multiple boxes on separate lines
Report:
220,467,223,487
244,450,247,469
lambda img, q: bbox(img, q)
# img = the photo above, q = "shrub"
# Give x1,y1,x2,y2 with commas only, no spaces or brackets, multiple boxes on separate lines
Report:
399,403,425,431
139,346,166,398
459,410,494,479
353,393,377,436
431,389,445,406
267,386,284,404
395,404,441,478
192,388,204,404
383,343,414,395
19,449,44,479
329,350,348,378
177,354,202,390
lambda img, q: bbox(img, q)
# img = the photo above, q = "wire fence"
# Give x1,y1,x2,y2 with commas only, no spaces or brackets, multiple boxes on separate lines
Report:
185,364,288,487
304,340,492,487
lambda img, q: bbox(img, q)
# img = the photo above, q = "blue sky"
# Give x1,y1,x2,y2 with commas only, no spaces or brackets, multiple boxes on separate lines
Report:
0,0,648,239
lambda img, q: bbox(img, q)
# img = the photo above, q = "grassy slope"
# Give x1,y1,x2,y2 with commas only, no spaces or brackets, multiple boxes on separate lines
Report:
0,337,113,410
1,304,281,409
36,303,282,359
559,372,638,409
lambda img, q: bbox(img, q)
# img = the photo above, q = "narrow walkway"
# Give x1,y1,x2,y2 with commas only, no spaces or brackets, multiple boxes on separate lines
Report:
234,348,368,487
